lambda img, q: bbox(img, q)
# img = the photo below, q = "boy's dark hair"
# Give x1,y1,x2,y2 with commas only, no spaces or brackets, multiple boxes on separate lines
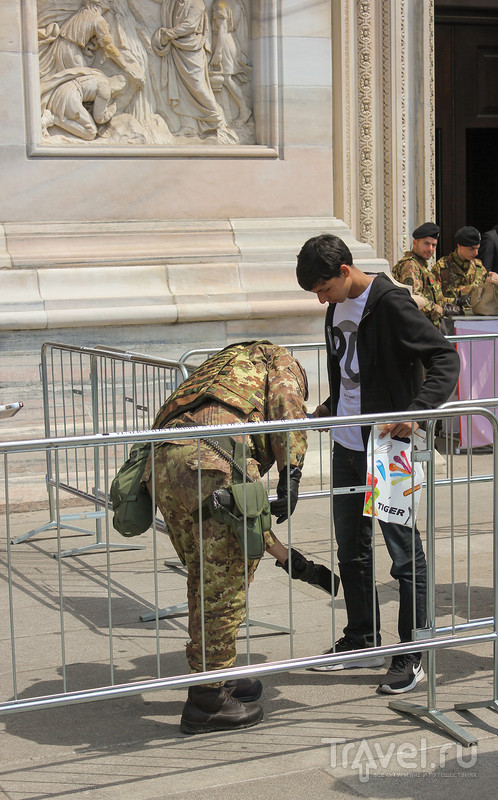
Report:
296,234,353,291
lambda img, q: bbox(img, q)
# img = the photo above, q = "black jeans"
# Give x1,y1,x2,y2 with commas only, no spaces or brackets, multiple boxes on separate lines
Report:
333,442,427,648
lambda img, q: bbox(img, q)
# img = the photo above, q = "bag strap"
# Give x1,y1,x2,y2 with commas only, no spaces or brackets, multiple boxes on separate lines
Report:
191,437,256,523
201,436,255,484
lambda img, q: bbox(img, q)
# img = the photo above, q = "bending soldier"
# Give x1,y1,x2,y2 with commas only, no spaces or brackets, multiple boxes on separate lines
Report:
144,340,334,734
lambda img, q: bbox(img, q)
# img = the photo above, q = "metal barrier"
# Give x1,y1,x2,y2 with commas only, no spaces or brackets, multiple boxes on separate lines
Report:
1,406,496,747
11,344,189,556
12,334,498,556
181,334,498,451
179,342,329,408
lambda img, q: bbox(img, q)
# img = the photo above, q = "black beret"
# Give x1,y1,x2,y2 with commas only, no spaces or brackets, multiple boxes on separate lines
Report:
455,226,481,246
412,222,440,239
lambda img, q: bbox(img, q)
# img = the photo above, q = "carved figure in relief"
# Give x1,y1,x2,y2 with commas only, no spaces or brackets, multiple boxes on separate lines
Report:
149,0,238,143
38,1,144,84
210,0,251,126
105,0,174,142
41,68,127,140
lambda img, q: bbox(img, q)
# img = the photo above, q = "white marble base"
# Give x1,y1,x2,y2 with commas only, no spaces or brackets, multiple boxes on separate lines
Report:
0,216,387,331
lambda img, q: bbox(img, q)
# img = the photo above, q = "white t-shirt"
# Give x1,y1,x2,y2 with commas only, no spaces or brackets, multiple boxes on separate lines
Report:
327,283,372,450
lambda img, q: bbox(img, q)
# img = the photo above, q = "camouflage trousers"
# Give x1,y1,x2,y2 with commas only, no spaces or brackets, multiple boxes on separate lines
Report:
152,439,274,684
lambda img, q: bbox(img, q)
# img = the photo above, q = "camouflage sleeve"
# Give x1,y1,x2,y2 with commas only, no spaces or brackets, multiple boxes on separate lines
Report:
422,276,445,325
391,261,403,282
394,260,443,325
394,259,424,296
431,258,442,285
423,301,443,326
265,348,308,471
465,261,489,293
432,257,456,300
430,279,446,324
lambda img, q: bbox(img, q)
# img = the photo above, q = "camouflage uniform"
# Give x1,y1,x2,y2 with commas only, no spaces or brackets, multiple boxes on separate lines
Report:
392,251,445,327
144,341,308,681
432,250,487,301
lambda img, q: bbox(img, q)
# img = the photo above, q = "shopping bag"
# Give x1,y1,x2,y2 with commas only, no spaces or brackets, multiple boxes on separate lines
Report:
363,425,425,527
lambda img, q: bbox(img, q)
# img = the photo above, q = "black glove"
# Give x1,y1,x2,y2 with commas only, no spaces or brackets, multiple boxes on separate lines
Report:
455,294,471,309
270,466,302,523
276,547,341,596
443,302,463,317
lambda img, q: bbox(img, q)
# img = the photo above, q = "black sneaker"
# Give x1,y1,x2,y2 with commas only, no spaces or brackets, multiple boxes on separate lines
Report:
377,653,424,694
309,636,385,671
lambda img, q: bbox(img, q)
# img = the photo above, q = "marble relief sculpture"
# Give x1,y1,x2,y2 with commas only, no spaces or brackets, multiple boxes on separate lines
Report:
36,0,254,145
150,0,237,143
41,69,127,139
210,0,251,127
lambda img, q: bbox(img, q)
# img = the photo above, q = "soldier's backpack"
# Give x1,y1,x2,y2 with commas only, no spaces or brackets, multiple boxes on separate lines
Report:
109,442,154,537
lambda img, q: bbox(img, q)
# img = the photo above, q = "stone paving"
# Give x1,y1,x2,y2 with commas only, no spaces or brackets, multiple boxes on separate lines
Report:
1,444,497,799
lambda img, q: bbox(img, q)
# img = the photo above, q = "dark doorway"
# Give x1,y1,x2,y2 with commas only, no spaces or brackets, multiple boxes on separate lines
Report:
435,1,498,256
467,129,498,233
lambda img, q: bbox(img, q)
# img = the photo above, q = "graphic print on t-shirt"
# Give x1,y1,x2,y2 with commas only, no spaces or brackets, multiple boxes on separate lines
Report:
332,319,360,390
328,283,371,450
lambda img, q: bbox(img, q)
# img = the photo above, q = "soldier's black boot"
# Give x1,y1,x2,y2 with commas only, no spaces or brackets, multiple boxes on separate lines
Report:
276,548,340,596
180,686,263,735
224,677,263,702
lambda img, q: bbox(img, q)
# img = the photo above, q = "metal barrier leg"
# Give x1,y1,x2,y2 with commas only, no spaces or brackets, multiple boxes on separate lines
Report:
388,425,478,747
12,510,146,555
455,700,498,713
11,481,99,544
454,429,498,725
139,553,292,633
11,517,95,544
454,602,498,721
56,489,146,557
139,603,291,633
389,649,478,747
241,618,292,634
140,602,189,622
58,540,145,558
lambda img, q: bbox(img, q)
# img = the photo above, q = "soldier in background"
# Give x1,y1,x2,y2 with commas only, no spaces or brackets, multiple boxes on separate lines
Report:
432,225,498,307
144,340,334,734
392,222,445,327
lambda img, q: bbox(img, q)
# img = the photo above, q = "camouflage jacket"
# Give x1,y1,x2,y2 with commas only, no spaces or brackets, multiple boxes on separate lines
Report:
432,250,487,300
392,251,445,326
152,340,309,474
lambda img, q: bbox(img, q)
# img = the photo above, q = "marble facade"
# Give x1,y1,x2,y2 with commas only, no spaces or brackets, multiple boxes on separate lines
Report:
1,1,434,388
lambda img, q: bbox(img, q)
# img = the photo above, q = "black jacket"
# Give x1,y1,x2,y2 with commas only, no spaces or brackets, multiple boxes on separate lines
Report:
324,273,460,443
479,226,498,272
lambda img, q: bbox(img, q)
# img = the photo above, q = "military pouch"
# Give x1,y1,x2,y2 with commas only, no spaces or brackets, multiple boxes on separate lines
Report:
110,442,155,537
206,481,270,559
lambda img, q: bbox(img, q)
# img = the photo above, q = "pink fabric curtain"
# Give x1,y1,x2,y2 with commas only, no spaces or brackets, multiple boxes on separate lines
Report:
454,319,498,448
